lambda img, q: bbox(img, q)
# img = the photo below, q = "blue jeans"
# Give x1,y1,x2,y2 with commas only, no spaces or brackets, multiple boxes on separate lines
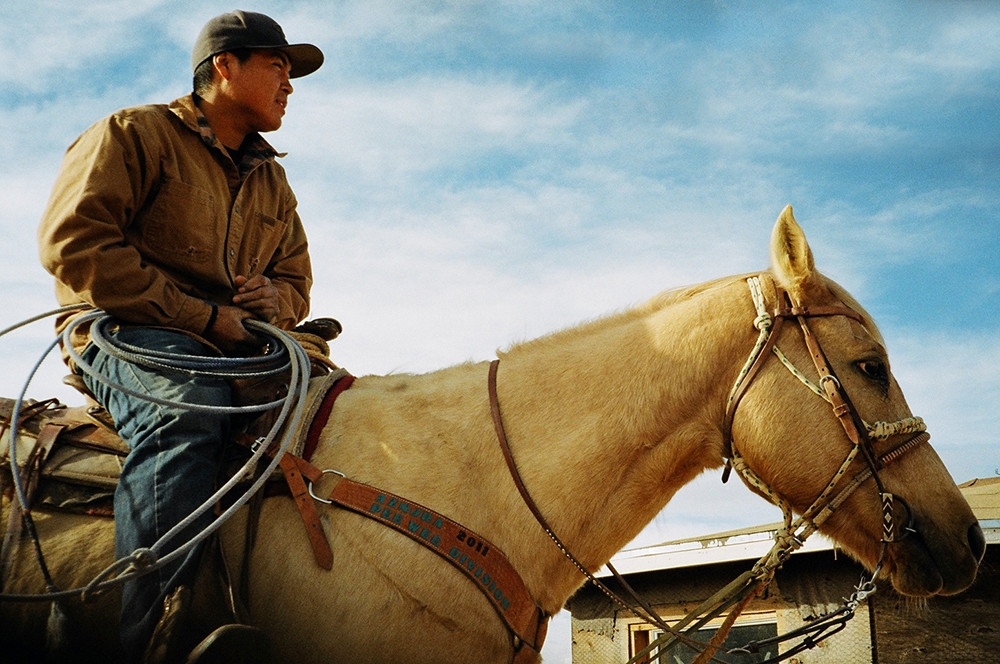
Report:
80,328,232,662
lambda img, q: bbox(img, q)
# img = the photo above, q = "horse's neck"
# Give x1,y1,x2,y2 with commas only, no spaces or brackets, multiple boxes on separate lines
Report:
495,278,753,603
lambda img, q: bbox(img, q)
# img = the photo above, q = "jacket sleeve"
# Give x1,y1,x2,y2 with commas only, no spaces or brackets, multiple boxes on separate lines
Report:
37,114,214,333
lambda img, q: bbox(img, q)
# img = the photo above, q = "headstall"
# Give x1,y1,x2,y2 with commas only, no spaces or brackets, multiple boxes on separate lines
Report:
490,275,931,664
722,275,929,551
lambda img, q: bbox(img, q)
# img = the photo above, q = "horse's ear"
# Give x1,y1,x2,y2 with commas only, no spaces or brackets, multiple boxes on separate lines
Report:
770,205,818,304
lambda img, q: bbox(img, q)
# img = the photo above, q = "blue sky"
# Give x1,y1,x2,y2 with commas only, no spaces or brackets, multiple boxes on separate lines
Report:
2,2,999,660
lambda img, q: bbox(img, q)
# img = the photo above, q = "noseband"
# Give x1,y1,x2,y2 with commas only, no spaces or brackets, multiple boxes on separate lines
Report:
722,276,929,558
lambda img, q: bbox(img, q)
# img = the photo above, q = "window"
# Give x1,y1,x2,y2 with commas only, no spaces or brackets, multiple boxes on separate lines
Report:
632,615,778,664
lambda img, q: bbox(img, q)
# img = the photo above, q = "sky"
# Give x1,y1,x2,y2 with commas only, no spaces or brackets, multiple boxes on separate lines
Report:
2,1,998,661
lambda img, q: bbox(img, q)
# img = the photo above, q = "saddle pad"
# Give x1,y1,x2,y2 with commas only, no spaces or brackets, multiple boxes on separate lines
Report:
2,398,125,515
40,444,123,490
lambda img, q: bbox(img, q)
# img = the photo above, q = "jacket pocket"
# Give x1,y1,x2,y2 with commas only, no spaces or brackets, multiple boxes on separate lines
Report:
242,211,288,274
137,179,219,267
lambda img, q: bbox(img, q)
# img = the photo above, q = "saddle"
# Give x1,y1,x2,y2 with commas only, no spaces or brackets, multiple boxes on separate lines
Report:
0,317,347,519
0,368,353,617
0,397,126,517
0,365,351,520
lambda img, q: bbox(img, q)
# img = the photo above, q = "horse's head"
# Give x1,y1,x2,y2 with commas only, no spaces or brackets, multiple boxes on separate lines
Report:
728,206,984,597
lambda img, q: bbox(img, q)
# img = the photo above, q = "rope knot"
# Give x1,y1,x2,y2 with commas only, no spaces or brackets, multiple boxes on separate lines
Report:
753,312,772,331
775,530,804,554
129,548,158,570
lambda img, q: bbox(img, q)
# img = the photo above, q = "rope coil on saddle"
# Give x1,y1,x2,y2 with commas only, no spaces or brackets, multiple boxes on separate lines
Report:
1,307,312,603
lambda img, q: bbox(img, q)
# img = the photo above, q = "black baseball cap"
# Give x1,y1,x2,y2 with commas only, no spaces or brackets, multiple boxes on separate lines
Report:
192,10,324,78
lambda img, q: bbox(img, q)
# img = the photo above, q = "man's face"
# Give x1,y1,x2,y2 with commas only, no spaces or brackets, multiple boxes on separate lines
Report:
225,49,294,134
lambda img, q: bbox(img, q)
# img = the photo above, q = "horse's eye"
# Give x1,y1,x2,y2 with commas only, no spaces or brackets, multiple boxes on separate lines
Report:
857,359,888,383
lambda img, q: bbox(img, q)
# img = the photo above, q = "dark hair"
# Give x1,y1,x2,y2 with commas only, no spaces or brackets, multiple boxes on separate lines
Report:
192,48,254,95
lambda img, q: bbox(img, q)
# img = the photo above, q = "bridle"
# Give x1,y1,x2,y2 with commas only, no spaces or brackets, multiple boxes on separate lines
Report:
694,274,931,663
721,275,929,557
490,274,931,664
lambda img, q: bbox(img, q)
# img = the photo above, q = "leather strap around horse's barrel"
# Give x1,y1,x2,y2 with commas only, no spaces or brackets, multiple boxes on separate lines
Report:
323,474,549,660
278,454,334,569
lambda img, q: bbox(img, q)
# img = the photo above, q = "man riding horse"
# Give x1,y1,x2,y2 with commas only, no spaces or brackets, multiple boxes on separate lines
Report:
37,10,324,663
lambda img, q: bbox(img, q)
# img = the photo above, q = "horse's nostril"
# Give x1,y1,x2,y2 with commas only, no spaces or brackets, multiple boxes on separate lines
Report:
969,522,987,564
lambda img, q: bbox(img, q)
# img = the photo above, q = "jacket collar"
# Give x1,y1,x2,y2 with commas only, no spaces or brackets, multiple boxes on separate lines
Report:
169,94,286,160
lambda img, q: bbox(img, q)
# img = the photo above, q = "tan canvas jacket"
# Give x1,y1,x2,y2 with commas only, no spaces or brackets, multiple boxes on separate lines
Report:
38,94,312,361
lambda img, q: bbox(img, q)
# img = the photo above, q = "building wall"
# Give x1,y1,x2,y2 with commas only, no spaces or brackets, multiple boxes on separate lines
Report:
872,545,1000,663
569,552,875,663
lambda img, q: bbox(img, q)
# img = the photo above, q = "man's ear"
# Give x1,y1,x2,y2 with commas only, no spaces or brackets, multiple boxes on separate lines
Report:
212,52,236,83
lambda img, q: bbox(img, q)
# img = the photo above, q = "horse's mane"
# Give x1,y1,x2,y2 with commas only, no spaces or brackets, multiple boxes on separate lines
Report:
499,273,750,359
498,271,885,360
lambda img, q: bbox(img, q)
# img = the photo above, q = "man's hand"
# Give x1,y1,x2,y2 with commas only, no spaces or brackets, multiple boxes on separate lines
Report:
205,305,260,356
232,274,280,323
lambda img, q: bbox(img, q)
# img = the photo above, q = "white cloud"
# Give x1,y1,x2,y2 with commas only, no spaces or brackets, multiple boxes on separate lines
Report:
910,9,1000,80
284,76,584,184
892,330,1000,456
0,0,172,92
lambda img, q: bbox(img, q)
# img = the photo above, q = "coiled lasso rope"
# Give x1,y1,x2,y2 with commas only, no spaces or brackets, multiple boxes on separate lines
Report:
2,306,311,602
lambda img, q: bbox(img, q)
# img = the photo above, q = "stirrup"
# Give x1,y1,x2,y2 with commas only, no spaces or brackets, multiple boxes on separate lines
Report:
185,624,271,664
143,586,191,664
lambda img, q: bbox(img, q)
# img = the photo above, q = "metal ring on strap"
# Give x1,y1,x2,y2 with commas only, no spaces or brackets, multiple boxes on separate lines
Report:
307,469,346,504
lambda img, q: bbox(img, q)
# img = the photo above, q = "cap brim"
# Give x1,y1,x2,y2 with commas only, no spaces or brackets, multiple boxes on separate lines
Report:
280,43,324,78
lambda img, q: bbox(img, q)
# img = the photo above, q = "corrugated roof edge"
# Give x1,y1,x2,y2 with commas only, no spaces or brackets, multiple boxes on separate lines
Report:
598,477,1000,577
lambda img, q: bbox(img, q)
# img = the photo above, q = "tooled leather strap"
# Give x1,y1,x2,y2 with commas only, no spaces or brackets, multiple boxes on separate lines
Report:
323,473,548,659
793,311,878,470
272,367,549,657
242,373,354,569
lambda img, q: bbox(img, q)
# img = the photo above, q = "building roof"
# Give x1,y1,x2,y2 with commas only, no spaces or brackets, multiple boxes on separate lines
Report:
958,476,1000,523
598,477,1000,578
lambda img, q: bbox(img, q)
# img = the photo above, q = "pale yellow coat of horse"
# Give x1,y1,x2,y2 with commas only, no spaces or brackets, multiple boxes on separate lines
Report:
1,207,983,663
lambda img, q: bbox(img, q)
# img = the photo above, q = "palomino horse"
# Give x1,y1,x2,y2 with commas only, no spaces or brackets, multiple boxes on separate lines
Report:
1,207,985,663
